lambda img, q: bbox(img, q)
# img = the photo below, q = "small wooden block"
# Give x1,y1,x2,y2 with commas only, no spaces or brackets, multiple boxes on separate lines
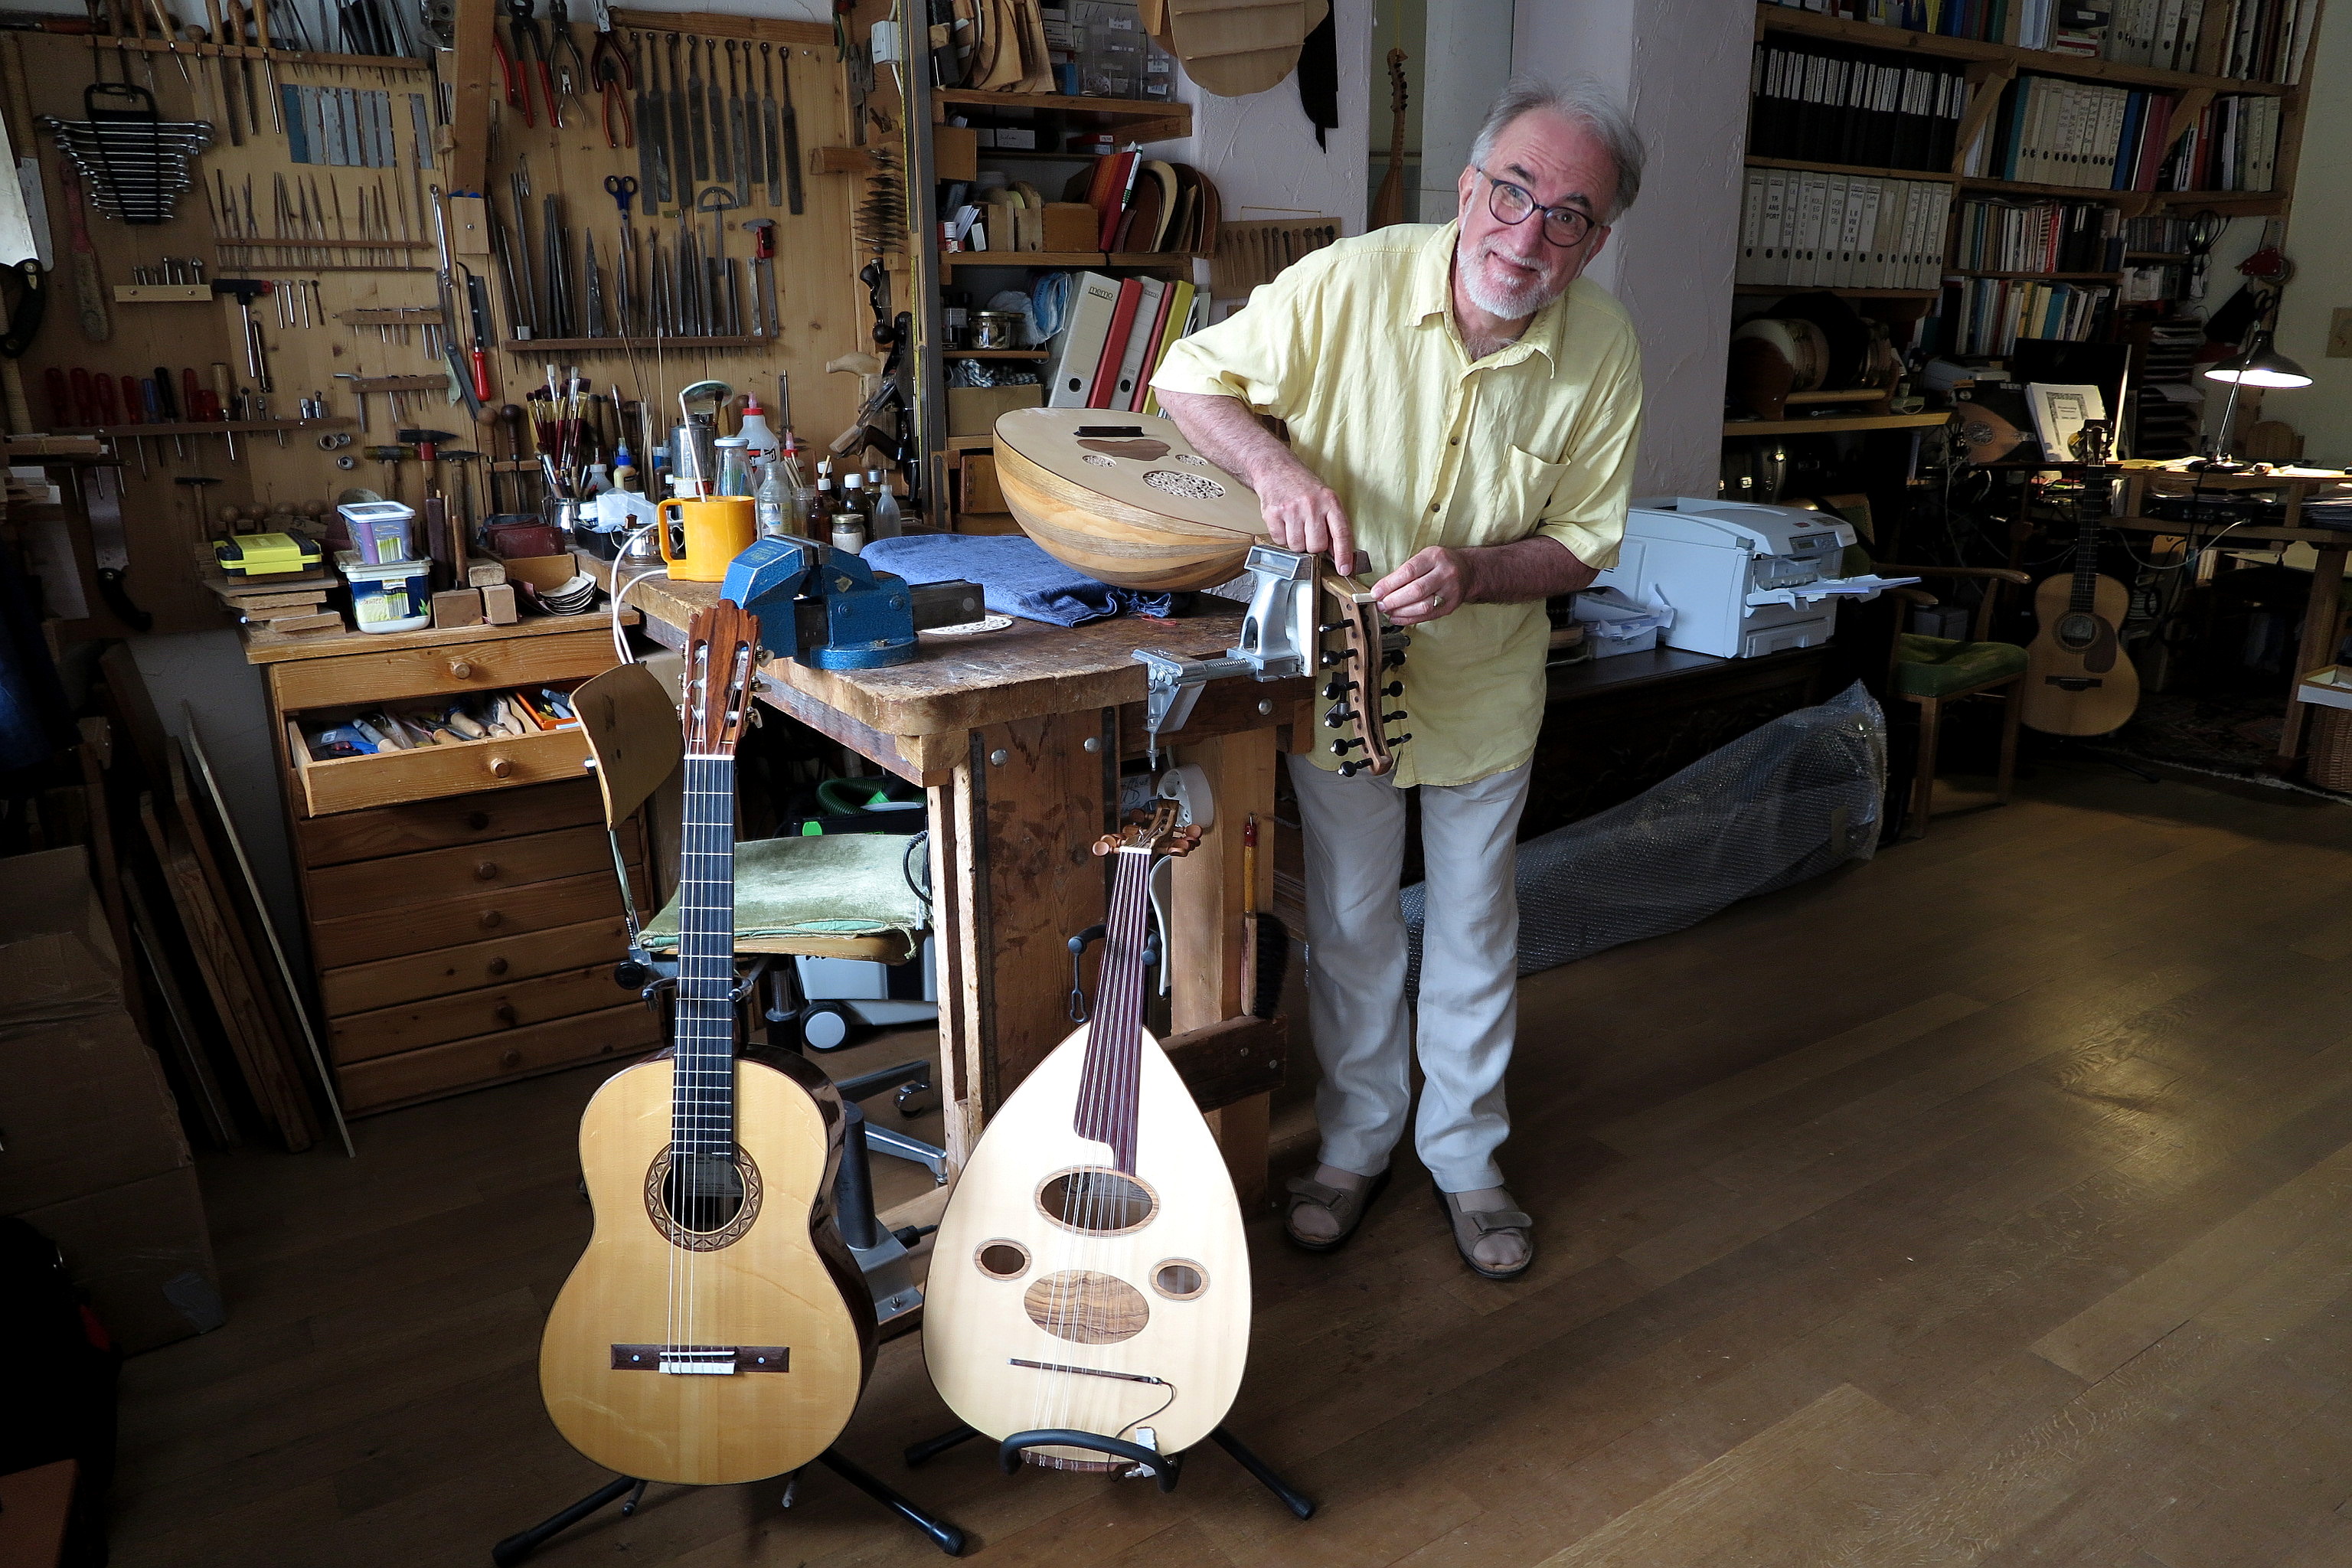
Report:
480,583,518,626
236,590,332,612
260,610,345,634
430,589,484,629
467,560,510,586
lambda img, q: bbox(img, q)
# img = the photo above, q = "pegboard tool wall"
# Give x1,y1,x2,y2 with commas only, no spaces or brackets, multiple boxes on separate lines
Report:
7,18,865,638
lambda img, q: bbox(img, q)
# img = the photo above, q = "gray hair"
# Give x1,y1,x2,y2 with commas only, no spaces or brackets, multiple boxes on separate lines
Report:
1467,75,1645,224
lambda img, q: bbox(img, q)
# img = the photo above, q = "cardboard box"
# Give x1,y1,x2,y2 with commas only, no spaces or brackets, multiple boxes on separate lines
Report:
20,1167,221,1354
947,384,1045,437
1042,201,1099,252
935,124,979,184
2297,665,2352,710
0,1013,188,1214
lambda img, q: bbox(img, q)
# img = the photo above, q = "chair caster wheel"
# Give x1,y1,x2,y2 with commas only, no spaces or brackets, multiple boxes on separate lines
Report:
801,1001,855,1050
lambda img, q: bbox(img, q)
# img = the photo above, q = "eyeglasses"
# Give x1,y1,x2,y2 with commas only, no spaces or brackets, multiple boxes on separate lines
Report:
1476,168,1600,248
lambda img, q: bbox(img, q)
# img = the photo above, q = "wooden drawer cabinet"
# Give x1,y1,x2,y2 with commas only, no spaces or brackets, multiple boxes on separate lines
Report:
319,915,632,1014
268,627,616,710
289,720,593,815
252,616,652,1116
296,781,606,867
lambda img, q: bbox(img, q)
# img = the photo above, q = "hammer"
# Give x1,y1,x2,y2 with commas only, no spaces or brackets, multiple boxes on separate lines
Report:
397,427,459,499
365,444,410,502
211,279,274,392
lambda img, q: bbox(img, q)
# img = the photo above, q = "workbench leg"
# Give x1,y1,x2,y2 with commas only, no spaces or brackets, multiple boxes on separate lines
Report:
1167,728,1279,1210
927,766,985,1172
2275,544,2350,774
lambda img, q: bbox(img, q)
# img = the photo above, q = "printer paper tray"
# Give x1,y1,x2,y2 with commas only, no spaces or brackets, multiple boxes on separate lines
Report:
1746,573,1919,612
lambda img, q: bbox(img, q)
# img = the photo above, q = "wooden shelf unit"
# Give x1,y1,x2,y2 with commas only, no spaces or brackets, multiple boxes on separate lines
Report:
1725,412,1953,436
1754,3,2300,94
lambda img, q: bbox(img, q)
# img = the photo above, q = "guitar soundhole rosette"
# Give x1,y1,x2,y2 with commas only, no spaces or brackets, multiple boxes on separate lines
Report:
643,1148,764,1252
1143,469,1227,501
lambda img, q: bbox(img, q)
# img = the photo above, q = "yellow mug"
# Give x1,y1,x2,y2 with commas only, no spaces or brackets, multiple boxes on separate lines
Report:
657,496,758,583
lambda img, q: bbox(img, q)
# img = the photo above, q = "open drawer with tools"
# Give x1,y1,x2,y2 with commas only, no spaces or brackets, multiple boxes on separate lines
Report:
286,681,594,815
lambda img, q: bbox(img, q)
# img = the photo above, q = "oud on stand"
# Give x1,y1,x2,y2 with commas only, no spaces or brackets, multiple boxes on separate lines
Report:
495,603,963,1565
909,805,1314,1521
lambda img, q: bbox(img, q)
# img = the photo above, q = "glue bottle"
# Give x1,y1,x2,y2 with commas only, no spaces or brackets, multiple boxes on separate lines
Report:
734,397,782,475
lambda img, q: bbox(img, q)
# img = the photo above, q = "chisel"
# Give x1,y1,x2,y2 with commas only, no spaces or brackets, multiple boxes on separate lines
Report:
686,34,708,185
666,34,690,199
772,41,799,215
727,39,748,207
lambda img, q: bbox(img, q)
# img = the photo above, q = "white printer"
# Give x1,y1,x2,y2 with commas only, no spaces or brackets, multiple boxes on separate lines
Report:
1589,497,1918,659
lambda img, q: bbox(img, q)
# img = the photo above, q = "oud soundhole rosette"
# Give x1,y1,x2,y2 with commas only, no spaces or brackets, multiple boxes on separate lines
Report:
976,1240,1032,1280
1083,453,1115,467
1152,1259,1207,1300
1143,469,1227,501
1036,1168,1159,1236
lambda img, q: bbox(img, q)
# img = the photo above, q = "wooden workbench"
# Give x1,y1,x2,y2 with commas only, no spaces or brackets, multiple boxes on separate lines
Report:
599,563,1310,1201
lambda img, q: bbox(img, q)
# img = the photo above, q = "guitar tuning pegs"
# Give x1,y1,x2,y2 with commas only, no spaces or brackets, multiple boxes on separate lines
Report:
1382,681,1403,697
1383,710,1407,724
1318,620,1347,635
1337,760,1361,777
1321,677,1357,701
1319,648,1354,668
1389,731,1413,747
1331,735,1365,755
1382,651,1405,669
1323,704,1357,729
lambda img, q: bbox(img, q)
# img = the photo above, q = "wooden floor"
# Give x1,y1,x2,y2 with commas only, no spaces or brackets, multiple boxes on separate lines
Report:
109,763,2352,1568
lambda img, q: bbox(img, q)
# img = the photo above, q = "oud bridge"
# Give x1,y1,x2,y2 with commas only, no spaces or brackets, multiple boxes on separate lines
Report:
610,1343,790,1375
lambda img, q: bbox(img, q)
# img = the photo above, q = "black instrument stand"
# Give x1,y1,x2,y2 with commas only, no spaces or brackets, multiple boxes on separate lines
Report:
490,1448,966,1564
903,1423,1315,1521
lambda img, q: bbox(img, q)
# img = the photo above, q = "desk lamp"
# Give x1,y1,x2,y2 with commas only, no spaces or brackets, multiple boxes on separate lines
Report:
2203,330,2311,462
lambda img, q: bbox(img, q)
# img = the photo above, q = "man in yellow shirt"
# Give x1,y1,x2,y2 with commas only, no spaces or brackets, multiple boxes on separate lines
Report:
1152,77,1644,1280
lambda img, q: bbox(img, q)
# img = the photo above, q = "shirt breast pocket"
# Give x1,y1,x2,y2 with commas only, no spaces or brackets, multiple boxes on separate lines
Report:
1464,443,1569,544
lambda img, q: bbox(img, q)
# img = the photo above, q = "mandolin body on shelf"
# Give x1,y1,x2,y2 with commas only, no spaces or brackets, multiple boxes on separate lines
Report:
923,1016,1252,1468
539,1050,872,1486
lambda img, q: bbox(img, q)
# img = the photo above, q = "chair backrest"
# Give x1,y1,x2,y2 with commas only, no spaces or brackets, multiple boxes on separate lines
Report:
571,661,684,830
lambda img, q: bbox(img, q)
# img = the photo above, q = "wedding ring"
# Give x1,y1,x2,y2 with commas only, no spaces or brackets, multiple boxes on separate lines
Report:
1430,591,1445,609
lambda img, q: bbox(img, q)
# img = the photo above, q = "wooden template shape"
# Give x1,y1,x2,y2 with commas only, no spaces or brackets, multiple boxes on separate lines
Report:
994,407,1269,591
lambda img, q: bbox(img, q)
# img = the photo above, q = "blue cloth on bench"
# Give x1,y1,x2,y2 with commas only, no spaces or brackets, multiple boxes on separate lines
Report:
861,533,1174,627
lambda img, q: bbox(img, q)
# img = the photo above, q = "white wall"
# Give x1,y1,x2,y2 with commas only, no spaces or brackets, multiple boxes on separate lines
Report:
2252,0,2352,459
1512,0,1748,501
1416,0,1516,222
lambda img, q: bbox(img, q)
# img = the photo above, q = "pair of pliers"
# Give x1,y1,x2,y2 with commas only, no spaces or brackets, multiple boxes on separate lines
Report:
588,0,632,148
502,0,558,129
547,0,590,110
495,26,525,122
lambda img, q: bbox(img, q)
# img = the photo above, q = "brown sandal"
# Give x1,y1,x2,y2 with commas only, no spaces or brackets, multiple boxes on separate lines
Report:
1435,1184,1534,1281
1282,1168,1391,1253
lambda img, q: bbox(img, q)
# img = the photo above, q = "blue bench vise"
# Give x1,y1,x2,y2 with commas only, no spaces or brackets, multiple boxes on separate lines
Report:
719,537,923,670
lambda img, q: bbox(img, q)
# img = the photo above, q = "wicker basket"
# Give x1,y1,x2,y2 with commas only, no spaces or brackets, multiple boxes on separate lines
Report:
2308,704,2352,792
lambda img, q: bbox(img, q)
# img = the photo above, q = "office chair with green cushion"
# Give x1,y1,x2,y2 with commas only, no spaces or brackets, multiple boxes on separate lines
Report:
569,661,946,1181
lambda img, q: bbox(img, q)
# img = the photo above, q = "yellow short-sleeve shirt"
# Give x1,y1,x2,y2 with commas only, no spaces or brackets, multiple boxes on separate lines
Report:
1151,220,1645,788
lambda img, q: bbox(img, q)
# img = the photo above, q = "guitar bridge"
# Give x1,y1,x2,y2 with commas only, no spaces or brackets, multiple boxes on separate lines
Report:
610,1344,789,1374
2045,675,2103,691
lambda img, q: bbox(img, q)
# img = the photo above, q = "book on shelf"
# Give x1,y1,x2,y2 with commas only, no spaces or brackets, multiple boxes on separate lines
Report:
1748,40,1967,172
2158,91,2280,189
1932,276,2116,354
1954,195,2123,271
1962,74,2278,191
1739,169,1955,288
1759,0,2318,81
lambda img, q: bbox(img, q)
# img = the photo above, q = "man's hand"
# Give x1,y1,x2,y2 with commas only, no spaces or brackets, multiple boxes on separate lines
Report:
1374,547,1468,626
1256,466,1356,572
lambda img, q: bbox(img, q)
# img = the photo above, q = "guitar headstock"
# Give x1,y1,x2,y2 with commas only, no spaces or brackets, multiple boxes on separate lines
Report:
1387,47,1409,114
1091,801,1204,860
1316,573,1410,778
2075,419,2112,468
683,600,760,757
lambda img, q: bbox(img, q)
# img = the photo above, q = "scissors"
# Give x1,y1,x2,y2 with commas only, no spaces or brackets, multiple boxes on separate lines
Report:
604,174,638,220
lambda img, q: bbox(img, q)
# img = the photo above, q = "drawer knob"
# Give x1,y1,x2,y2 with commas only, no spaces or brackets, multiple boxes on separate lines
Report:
475,861,499,880
494,1003,518,1026
486,755,514,779
466,811,491,830
479,909,505,929
449,658,475,678
499,1048,522,1070
486,956,509,976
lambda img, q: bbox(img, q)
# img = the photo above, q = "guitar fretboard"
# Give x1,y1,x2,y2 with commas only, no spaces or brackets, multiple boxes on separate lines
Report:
2072,466,2114,615
673,752,739,1160
1072,845,1152,1173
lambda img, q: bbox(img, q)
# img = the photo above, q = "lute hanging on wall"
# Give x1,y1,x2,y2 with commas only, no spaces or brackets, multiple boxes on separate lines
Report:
923,804,1253,1472
1370,47,1408,230
537,601,873,1487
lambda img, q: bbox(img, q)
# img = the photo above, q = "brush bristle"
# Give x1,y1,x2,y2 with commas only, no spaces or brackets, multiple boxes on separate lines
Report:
1248,913,1291,1021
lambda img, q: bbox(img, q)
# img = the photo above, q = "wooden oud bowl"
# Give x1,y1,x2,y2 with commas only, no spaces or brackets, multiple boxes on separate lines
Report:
992,407,1270,592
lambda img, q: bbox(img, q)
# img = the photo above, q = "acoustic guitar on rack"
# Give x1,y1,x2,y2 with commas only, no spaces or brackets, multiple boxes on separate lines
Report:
2022,420,2141,737
537,600,872,1486
923,804,1253,1472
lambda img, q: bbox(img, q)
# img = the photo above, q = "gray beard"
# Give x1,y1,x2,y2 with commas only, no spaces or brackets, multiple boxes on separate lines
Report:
1460,242,1563,322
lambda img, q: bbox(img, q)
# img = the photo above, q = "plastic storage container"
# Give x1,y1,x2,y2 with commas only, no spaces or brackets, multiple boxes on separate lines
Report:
343,557,433,633
335,500,416,564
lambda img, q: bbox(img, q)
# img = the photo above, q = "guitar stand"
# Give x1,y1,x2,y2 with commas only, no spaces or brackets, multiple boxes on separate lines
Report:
489,1448,967,1564
903,1422,1316,1521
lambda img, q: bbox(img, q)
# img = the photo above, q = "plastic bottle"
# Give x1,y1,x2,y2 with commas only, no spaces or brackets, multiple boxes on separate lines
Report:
734,397,781,474
756,462,792,537
865,466,904,539
715,436,754,497
584,462,611,498
810,460,836,534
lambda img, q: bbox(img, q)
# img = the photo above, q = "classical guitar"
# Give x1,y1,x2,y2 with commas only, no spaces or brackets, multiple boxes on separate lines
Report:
2022,420,2141,737
1370,47,1409,230
538,601,872,1486
923,805,1252,1471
